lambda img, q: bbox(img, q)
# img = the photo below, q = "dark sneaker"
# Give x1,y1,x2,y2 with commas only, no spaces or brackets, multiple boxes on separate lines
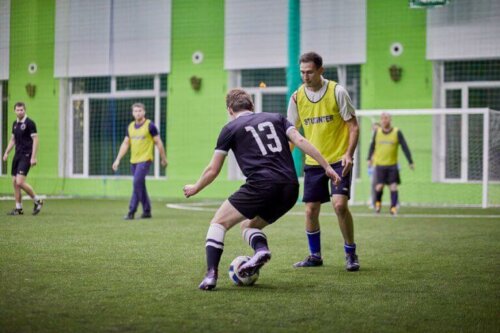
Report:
33,199,44,215
239,250,272,277
293,255,323,268
375,201,381,214
7,208,24,216
346,254,360,271
198,268,218,291
123,212,134,220
140,212,152,219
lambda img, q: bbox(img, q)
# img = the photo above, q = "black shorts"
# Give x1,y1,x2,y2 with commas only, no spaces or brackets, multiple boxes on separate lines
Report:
375,165,400,185
228,182,299,224
303,161,352,203
11,153,32,177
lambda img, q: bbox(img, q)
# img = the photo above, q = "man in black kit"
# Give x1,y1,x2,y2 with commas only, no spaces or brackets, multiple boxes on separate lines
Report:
2,102,44,215
183,88,340,290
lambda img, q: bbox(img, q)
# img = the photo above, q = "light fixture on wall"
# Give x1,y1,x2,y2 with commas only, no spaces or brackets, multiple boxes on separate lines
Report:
190,76,202,91
389,65,403,82
25,83,36,98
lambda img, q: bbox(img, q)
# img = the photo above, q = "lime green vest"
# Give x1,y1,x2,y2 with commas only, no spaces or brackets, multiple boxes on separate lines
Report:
297,81,349,165
373,127,399,166
128,119,154,163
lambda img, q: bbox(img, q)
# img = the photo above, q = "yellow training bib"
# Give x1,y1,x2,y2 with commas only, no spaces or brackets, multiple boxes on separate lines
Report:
373,127,399,166
128,119,154,164
297,81,349,165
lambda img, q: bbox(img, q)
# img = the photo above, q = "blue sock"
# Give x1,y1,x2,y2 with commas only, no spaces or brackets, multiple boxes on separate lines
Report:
344,243,356,255
391,191,398,208
307,229,321,258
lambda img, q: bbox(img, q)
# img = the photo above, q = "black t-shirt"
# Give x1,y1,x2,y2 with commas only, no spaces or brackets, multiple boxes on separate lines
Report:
215,112,298,184
12,117,37,155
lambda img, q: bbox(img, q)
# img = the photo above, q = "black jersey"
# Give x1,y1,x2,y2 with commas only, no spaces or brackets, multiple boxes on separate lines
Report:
12,117,37,155
215,112,298,184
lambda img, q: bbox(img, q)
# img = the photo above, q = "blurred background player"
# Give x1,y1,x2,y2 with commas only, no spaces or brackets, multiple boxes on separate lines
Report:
112,103,167,220
2,102,44,215
184,88,340,291
287,52,360,271
367,112,414,215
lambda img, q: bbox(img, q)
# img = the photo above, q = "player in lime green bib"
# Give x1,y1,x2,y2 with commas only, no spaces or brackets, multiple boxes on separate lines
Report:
287,52,360,271
112,103,167,220
367,113,414,215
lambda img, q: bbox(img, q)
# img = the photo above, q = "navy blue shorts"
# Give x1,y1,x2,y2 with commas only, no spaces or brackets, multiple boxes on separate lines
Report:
11,153,32,177
375,165,400,185
229,182,299,224
303,161,352,203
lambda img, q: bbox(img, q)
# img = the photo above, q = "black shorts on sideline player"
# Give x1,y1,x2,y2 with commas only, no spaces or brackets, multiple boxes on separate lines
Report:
375,165,400,185
303,161,352,203
11,153,32,177
229,182,299,224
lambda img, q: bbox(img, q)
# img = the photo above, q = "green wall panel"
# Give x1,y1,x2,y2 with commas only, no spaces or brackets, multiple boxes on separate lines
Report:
7,0,59,183
361,1,433,109
167,0,227,181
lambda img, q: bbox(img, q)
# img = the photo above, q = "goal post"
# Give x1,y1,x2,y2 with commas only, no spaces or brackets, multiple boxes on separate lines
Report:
352,108,500,208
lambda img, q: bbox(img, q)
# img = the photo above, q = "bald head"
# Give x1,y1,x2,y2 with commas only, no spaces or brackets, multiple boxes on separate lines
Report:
380,113,392,130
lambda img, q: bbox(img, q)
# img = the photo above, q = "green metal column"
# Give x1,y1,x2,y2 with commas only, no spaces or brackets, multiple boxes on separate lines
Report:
287,0,303,176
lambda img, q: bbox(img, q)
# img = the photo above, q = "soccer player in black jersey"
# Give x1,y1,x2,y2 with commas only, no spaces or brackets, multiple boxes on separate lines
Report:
183,89,340,291
2,102,44,215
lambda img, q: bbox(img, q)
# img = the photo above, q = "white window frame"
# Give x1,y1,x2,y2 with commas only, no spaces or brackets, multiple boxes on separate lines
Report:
63,75,167,179
437,62,500,183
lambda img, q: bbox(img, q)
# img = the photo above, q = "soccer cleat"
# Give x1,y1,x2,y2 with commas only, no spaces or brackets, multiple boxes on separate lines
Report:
33,199,44,215
123,212,135,220
390,206,398,216
375,201,381,214
7,208,24,216
293,255,323,268
345,253,360,272
140,212,152,219
198,268,218,291
238,250,272,277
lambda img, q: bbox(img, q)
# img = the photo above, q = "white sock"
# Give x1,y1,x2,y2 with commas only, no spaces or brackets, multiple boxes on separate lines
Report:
16,202,22,209
205,224,226,249
33,195,40,202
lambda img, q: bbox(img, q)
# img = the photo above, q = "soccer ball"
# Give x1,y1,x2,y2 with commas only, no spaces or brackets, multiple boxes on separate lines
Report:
228,256,259,286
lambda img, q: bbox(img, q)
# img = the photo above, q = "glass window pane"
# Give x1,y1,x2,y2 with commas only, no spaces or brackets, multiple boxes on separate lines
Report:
444,60,500,82
116,76,154,91
469,88,500,181
323,67,338,82
72,100,84,174
72,77,111,94
160,75,168,92
262,94,287,117
241,68,286,87
445,90,462,179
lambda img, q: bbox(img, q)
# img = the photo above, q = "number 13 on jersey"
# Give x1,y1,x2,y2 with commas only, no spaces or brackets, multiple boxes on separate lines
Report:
245,121,283,156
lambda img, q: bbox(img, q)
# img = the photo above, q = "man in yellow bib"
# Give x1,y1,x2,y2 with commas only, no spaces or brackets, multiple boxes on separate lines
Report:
287,52,360,271
112,103,167,220
367,112,414,215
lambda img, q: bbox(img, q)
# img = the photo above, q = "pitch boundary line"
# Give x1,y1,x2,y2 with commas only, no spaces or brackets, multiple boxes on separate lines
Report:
166,202,500,219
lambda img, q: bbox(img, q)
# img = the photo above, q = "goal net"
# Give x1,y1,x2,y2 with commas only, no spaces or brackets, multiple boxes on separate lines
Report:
352,108,500,208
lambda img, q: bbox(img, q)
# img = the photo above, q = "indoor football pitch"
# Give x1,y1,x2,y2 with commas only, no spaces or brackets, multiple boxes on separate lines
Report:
1,198,498,333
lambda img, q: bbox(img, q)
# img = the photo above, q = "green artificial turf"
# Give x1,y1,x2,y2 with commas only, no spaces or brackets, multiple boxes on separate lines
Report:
1,199,499,332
